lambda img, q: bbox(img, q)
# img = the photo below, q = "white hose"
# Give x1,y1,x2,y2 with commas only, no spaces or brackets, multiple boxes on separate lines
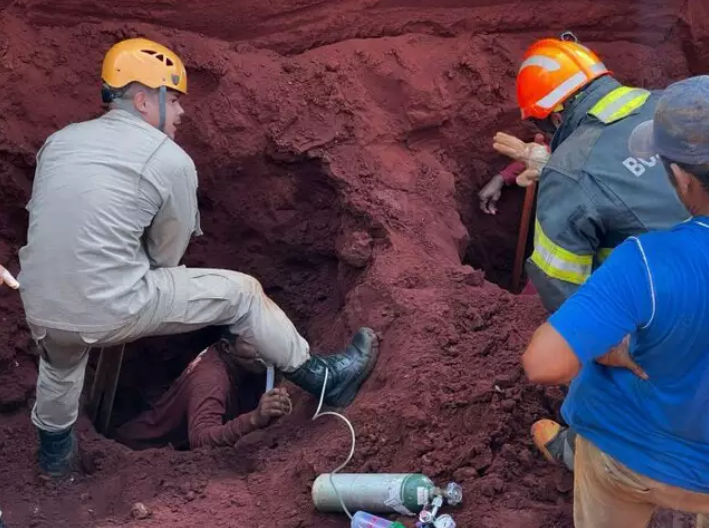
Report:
312,368,356,520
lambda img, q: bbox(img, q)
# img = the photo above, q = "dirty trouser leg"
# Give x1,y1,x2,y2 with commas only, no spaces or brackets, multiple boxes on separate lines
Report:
574,436,709,528
83,267,312,372
29,290,165,433
144,268,311,372
30,326,91,433
31,267,311,431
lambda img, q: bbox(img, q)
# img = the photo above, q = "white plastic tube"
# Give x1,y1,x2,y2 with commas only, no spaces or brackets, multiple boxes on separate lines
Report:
266,365,275,392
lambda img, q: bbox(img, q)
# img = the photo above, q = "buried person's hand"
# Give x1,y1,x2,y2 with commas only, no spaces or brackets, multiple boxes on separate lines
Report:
250,388,292,428
0,265,19,289
478,174,505,215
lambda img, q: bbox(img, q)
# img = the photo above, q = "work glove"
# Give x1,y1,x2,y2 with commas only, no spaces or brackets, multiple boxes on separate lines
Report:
492,132,550,187
0,265,19,289
595,335,648,380
478,174,505,215
250,388,292,428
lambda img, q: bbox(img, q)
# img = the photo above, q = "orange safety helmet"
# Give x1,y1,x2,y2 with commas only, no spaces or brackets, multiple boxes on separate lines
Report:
516,34,610,120
102,37,187,95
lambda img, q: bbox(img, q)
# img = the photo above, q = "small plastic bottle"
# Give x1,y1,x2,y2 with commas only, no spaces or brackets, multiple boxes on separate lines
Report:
351,511,406,528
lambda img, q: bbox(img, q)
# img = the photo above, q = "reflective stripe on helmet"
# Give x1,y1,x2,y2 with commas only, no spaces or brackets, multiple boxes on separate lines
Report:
519,55,562,72
536,71,588,110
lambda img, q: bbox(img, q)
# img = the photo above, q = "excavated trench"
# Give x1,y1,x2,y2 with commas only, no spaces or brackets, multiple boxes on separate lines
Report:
0,1,708,527
108,155,369,430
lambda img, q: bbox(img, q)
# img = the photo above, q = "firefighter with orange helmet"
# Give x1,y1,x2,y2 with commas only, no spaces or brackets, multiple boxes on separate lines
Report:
504,32,688,311
501,33,690,471
18,37,378,479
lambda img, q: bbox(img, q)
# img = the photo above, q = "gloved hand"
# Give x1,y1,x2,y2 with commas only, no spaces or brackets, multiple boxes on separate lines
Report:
478,174,505,215
515,167,541,188
493,132,550,187
595,335,648,380
0,265,19,289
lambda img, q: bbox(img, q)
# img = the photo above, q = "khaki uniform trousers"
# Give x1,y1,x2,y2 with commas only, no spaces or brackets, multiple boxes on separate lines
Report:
31,267,310,432
575,435,709,527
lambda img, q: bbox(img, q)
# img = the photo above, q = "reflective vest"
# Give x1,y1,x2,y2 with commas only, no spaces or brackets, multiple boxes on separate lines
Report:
527,78,689,310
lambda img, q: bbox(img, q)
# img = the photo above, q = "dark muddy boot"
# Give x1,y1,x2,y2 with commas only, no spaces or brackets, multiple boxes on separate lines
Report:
285,327,379,408
37,425,78,479
531,419,577,472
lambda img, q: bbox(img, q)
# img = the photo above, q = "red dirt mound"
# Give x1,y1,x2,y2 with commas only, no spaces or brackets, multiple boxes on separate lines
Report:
0,0,705,526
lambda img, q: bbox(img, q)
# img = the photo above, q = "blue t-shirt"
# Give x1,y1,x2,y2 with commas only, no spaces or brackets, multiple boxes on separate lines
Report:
549,217,709,493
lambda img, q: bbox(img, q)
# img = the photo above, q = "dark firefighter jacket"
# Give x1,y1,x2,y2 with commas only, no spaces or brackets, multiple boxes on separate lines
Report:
527,76,690,312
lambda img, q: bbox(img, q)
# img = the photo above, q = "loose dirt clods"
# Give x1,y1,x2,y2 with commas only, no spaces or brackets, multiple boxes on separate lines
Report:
0,0,706,526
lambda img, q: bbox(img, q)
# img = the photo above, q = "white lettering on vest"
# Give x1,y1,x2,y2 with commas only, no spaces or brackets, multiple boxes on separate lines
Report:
623,155,659,177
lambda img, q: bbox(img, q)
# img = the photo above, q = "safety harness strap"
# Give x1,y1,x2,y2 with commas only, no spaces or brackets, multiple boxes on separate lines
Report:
158,85,167,133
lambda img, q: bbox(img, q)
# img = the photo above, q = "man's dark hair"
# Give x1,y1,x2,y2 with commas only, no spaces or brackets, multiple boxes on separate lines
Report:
216,326,238,345
660,156,709,193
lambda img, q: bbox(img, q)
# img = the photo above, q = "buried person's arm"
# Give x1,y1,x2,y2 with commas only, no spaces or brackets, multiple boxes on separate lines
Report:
522,239,651,385
187,359,292,449
0,265,18,289
479,133,549,215
114,346,293,451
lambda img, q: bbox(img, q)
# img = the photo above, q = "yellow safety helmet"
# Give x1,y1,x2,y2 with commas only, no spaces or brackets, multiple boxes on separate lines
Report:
102,37,187,96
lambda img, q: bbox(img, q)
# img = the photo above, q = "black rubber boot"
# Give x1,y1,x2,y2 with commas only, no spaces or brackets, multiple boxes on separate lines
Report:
285,327,379,408
37,426,78,478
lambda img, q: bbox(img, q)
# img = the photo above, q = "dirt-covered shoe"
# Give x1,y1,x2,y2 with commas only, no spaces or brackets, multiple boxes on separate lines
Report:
531,419,576,471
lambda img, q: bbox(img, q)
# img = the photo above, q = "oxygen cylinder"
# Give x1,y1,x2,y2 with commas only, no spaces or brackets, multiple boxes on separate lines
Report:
312,473,436,516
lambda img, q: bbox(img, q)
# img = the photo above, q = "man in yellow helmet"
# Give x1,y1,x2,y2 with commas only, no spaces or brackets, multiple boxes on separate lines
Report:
17,38,379,478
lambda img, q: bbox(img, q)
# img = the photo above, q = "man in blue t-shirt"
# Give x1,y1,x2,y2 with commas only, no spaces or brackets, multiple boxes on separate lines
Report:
521,76,709,526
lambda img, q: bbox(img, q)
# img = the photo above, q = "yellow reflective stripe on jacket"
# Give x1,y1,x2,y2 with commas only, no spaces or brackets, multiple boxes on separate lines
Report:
589,86,651,124
530,220,593,285
596,247,613,264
